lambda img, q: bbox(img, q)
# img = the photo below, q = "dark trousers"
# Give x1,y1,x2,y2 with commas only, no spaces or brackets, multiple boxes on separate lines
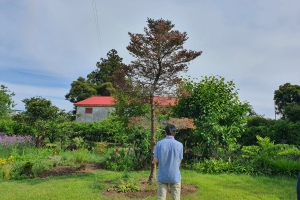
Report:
297,172,300,200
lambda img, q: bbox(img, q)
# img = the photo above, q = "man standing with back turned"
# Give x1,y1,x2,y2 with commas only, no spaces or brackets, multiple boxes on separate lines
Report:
153,124,183,200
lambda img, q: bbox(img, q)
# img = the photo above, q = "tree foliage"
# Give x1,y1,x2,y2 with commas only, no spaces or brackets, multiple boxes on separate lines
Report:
282,102,300,122
13,97,72,147
22,97,61,123
173,76,249,158
88,49,123,86
274,83,300,120
0,85,16,118
65,77,97,104
113,18,202,181
65,49,123,104
240,117,300,147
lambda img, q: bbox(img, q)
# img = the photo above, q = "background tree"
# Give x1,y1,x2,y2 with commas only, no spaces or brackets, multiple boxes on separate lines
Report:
65,49,123,113
13,97,71,147
92,49,123,84
173,76,249,158
0,85,16,118
282,102,300,122
113,18,202,182
274,83,300,119
65,77,97,104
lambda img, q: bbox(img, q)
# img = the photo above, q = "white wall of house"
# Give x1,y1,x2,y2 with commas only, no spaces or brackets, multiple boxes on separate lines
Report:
76,106,116,122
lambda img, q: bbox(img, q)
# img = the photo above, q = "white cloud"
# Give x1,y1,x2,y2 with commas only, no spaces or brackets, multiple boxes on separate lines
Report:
1,0,300,118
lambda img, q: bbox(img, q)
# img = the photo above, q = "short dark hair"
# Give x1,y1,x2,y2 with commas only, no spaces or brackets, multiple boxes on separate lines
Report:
165,124,176,136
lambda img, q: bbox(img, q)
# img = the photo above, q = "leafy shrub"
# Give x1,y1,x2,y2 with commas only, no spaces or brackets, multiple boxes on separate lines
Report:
95,142,108,154
0,119,18,135
73,116,126,143
32,160,53,177
270,159,300,176
107,171,140,193
105,148,135,171
242,136,300,176
240,118,300,147
71,149,89,169
1,164,13,180
10,161,34,180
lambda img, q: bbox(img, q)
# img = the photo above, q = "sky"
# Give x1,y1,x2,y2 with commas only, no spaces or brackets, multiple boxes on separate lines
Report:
1,0,300,119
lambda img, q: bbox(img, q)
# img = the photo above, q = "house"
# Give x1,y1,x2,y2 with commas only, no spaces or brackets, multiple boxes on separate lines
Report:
74,96,115,122
9,109,24,116
74,96,176,123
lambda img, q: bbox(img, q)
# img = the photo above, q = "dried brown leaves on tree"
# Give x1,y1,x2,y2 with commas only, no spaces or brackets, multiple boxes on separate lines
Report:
128,117,196,131
114,18,202,96
163,118,196,130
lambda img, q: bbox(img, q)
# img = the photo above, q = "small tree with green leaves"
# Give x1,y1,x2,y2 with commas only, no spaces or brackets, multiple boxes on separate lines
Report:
13,97,72,147
173,76,249,158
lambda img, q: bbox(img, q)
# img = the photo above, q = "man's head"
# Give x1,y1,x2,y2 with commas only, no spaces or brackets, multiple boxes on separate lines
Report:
165,124,176,136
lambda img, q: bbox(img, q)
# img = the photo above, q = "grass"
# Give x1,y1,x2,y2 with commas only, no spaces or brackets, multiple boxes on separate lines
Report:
0,169,297,200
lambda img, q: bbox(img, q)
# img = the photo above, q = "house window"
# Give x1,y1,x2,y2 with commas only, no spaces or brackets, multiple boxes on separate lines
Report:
85,108,93,114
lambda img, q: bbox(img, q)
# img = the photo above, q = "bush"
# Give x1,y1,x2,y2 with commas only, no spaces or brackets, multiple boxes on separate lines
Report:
105,147,136,171
32,160,53,177
73,116,126,143
71,149,89,169
241,136,300,176
240,118,300,147
0,119,17,135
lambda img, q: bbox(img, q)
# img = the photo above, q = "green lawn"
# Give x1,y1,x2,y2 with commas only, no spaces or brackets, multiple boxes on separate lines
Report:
0,170,297,200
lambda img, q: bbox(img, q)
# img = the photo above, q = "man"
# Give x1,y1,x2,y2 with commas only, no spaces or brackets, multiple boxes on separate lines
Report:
153,124,183,200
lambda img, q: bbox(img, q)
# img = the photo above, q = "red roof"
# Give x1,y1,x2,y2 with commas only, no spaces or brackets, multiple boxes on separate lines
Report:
74,96,115,107
74,96,176,107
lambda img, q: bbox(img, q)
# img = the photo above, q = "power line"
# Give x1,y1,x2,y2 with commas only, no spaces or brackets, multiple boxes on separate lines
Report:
91,0,102,57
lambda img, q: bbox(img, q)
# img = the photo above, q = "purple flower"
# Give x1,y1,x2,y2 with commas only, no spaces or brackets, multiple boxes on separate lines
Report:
0,132,34,147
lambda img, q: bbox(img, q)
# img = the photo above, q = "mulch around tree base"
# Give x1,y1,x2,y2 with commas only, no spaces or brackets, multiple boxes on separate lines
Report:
101,178,198,199
38,164,199,199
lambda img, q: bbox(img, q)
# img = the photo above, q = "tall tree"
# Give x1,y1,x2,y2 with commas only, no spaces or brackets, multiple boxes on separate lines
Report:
113,18,202,182
274,83,300,119
88,49,123,84
0,85,16,118
87,49,123,96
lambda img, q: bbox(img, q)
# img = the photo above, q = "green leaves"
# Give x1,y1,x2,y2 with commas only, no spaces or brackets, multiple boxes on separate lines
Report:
65,49,123,111
173,75,249,157
0,85,16,118
274,82,300,120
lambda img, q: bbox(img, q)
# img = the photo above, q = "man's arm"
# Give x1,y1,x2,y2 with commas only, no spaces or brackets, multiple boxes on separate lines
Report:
152,157,158,164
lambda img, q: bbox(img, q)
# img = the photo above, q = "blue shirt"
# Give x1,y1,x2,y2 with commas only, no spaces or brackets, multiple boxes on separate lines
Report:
154,136,183,183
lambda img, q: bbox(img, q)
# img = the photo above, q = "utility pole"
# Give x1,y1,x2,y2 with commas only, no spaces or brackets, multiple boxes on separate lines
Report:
274,100,276,120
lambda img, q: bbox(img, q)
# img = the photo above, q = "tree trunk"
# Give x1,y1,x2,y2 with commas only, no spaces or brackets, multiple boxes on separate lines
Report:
148,95,156,183
36,135,45,148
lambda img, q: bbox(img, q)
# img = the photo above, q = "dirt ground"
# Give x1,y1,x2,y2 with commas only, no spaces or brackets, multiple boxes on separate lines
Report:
38,164,198,199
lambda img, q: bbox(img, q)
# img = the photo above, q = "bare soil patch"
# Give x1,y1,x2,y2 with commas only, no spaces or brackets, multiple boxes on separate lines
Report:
38,164,198,199
38,163,103,178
